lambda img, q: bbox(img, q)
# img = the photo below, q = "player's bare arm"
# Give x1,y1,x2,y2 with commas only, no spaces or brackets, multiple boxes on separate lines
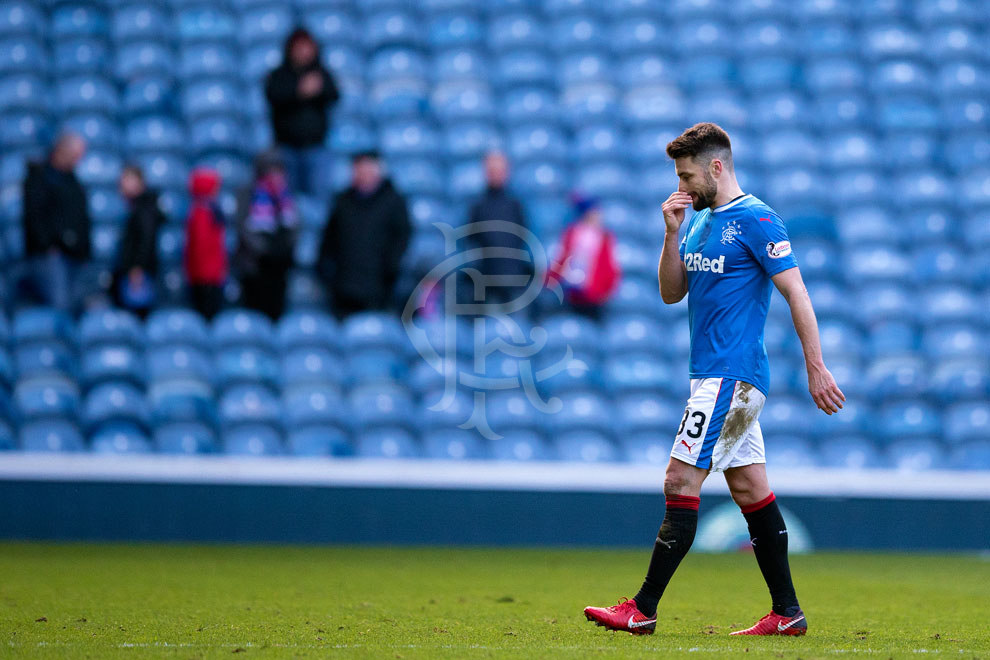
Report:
771,267,846,415
658,191,691,304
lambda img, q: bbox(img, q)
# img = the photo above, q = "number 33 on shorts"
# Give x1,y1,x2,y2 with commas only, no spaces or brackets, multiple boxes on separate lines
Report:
670,377,768,472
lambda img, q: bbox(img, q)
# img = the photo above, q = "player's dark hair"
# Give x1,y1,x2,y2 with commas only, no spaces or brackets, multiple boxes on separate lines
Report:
666,122,733,168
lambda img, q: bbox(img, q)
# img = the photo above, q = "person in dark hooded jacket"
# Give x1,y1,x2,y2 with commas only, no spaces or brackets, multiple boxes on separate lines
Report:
265,27,339,198
114,164,166,318
235,149,299,321
317,151,412,320
22,132,90,312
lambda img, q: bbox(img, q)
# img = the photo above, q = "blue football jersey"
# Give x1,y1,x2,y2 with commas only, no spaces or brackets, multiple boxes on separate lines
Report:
677,194,798,395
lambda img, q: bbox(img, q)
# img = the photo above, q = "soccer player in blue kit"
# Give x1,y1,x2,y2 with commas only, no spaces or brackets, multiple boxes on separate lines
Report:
584,123,845,636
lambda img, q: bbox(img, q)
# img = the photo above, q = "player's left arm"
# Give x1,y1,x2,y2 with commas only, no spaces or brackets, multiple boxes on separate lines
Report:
771,267,846,415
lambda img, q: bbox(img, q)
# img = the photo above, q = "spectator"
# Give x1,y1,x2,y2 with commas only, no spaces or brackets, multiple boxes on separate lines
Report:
317,151,412,320
183,168,227,320
22,132,91,312
235,150,299,321
113,164,166,319
465,150,530,309
265,27,339,198
548,194,621,320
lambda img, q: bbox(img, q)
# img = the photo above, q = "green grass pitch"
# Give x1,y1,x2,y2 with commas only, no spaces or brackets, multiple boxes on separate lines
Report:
2,543,988,659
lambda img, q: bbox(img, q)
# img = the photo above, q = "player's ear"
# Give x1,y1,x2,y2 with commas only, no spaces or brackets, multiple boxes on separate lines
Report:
710,158,723,179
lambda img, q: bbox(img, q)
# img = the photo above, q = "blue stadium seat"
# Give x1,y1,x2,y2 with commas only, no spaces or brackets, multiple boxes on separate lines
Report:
935,61,989,97
149,378,216,428
366,10,422,50
342,312,407,353
177,7,237,43
876,95,939,131
281,347,345,390
408,358,460,395
0,350,12,392
147,309,210,349
804,58,865,93
493,50,554,88
434,48,489,82
355,427,419,458
877,400,941,442
54,38,109,76
62,114,120,152
90,424,152,455
79,309,143,350
0,38,46,77
427,13,483,49
489,429,550,461
283,385,347,429
217,348,279,391
945,133,990,173
380,120,441,158
738,57,798,91
146,345,211,384
448,159,485,198
545,391,613,436
305,9,359,46
350,383,414,431
213,309,275,351
442,121,500,159
686,88,746,128
14,376,80,421
866,355,929,401
552,15,608,53
930,359,990,404
554,429,618,462
0,419,13,451
154,422,217,455
76,150,122,187
485,390,544,435
818,437,884,469
761,395,816,437
277,311,338,352
0,75,47,116
0,2,44,37
81,346,144,390
19,420,85,453
886,438,945,472
763,435,820,469
389,158,445,196
488,13,544,51
189,116,244,156
506,123,567,163
13,343,74,382
433,82,495,123
419,387,477,430
865,321,918,358
218,384,281,430
811,93,870,130
223,425,283,456
620,431,675,466
125,116,185,154
122,78,175,117
181,80,243,119
51,5,108,39
287,425,352,457
944,402,990,445
112,5,170,43
239,6,294,45
242,42,281,83
939,97,987,132
57,76,118,115
928,26,983,62
503,86,558,124
614,392,681,437
14,308,76,346
603,314,664,356
603,354,675,397
844,244,913,284
884,131,940,170
611,17,665,56
921,286,982,325
179,43,239,80
82,382,149,434
949,441,990,471
423,428,487,459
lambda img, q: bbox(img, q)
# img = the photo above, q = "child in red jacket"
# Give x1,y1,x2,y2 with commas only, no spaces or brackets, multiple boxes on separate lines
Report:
549,194,621,320
184,168,227,320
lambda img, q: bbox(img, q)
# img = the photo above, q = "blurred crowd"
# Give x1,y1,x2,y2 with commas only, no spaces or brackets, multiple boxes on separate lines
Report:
17,27,622,324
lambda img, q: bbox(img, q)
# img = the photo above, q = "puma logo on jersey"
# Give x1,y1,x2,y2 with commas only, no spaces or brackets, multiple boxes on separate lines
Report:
684,253,726,273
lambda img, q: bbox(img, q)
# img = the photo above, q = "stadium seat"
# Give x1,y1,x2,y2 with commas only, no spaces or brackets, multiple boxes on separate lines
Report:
761,396,816,437
121,77,175,117
0,74,47,114
154,422,217,455
944,402,990,445
929,359,990,404
423,428,488,460
216,347,279,391
603,314,664,356
553,429,618,463
286,425,351,457
79,309,143,350
877,400,941,442
283,385,347,429
603,354,675,397
886,438,945,472
545,391,613,437
212,309,275,352
15,342,77,380
19,419,85,453
239,6,294,46
349,383,414,432
223,425,283,456
488,13,544,51
218,384,281,431
51,5,108,39
15,376,80,421
82,382,149,434
80,346,144,390
149,379,216,428
13,308,75,346
91,424,152,455
948,441,990,471
614,392,681,437
818,436,884,469
355,427,419,458
147,309,210,349
489,429,550,461
493,50,554,88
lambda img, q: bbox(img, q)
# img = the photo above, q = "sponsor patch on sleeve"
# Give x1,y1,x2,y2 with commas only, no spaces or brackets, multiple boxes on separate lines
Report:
766,240,792,259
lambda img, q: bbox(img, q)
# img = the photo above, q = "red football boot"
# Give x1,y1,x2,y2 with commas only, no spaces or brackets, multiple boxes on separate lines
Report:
730,610,807,636
583,597,656,635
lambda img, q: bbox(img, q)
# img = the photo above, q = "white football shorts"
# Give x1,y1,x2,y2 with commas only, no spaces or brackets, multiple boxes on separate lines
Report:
669,377,767,472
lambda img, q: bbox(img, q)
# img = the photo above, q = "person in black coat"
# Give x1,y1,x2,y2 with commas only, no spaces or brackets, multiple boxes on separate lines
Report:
465,150,531,308
265,27,339,198
114,164,165,318
317,151,412,320
22,132,90,312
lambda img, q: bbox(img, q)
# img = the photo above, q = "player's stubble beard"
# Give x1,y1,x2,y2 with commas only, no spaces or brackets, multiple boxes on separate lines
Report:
692,170,718,211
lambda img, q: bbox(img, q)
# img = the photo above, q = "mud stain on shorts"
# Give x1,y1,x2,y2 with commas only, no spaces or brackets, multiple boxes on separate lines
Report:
719,383,759,452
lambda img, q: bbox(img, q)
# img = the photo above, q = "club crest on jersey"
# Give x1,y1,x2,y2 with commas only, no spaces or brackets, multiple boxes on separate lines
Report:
766,241,792,259
720,220,741,245
684,252,725,273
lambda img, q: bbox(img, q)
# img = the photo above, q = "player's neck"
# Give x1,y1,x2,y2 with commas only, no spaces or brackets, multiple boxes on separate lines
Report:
712,178,744,210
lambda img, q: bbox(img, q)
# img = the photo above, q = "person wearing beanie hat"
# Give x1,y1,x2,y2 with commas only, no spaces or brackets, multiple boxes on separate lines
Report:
548,192,622,319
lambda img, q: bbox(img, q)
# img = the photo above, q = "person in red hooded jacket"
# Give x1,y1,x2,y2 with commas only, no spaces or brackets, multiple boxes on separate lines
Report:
184,168,227,320
548,194,621,320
